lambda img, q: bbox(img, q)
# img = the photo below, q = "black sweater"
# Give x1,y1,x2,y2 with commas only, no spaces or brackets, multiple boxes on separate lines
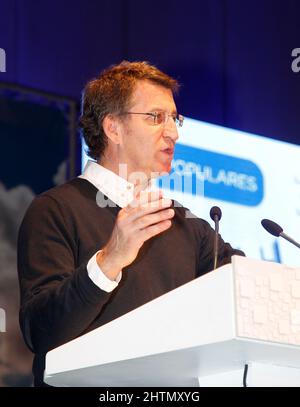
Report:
17,178,243,385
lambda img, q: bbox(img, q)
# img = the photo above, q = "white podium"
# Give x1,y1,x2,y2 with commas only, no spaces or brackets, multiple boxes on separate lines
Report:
44,256,300,387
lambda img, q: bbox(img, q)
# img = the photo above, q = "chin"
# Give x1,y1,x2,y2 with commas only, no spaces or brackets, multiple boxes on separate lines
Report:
152,165,172,178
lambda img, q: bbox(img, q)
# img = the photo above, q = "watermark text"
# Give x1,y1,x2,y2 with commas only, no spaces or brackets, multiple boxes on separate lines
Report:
0,48,6,72
291,48,300,73
0,308,6,332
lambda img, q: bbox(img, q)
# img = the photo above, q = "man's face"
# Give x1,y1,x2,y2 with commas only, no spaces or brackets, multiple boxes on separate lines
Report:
117,80,179,179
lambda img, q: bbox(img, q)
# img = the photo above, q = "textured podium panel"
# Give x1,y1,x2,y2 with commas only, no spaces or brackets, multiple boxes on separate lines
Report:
234,256,300,345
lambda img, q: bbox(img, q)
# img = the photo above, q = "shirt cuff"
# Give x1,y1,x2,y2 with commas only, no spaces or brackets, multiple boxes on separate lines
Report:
87,250,122,293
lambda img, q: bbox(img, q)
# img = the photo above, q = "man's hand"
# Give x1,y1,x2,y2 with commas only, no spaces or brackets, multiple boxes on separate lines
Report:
96,190,174,281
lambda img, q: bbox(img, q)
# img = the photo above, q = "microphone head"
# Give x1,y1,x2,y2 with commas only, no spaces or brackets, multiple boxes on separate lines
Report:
210,206,222,222
261,219,283,237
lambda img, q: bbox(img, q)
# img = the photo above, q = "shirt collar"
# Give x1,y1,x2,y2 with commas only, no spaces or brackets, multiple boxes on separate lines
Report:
79,160,157,208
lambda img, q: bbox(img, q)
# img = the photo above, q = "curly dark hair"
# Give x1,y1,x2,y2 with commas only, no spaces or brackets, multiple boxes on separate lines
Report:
79,61,179,160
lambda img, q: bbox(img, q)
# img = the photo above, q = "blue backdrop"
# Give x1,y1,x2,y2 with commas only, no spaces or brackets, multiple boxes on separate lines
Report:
1,0,299,145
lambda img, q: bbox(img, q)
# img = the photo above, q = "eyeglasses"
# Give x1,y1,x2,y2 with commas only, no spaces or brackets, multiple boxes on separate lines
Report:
121,111,184,128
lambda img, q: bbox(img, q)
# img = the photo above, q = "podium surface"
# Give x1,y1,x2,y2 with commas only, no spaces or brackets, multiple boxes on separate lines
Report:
44,256,300,386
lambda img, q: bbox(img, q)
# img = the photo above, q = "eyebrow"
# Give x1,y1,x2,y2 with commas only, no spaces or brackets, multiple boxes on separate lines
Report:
148,107,178,114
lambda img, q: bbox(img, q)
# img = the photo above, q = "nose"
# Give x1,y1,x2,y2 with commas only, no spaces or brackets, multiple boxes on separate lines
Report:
163,117,179,142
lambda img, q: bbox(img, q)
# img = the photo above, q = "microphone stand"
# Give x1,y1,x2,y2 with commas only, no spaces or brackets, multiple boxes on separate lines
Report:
213,215,219,270
280,232,300,249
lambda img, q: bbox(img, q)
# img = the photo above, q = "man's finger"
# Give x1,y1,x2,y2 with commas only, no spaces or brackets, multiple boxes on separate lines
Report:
128,189,164,210
123,198,172,224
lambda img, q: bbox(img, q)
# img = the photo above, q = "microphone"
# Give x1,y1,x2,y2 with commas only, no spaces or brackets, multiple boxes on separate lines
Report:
210,206,222,269
261,219,300,249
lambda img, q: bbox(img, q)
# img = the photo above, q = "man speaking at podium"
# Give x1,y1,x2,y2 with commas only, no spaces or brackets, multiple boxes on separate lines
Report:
17,61,243,386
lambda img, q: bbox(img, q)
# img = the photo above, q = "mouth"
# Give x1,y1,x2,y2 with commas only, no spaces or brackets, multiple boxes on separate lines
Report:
161,148,174,156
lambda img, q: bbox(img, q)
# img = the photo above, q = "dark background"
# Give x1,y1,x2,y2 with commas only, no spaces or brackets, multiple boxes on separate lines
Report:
1,0,299,147
0,0,299,387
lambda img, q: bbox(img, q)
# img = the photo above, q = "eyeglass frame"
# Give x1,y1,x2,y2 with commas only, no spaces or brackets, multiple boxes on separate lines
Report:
119,111,184,128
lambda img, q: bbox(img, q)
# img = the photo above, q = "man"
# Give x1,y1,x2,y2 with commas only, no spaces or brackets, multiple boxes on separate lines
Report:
18,61,243,386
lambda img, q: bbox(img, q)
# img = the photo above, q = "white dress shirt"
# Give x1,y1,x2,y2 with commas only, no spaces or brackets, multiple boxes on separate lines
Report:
79,160,157,292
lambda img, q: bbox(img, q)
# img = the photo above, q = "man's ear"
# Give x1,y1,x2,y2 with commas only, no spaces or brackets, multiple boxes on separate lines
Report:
102,115,121,145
